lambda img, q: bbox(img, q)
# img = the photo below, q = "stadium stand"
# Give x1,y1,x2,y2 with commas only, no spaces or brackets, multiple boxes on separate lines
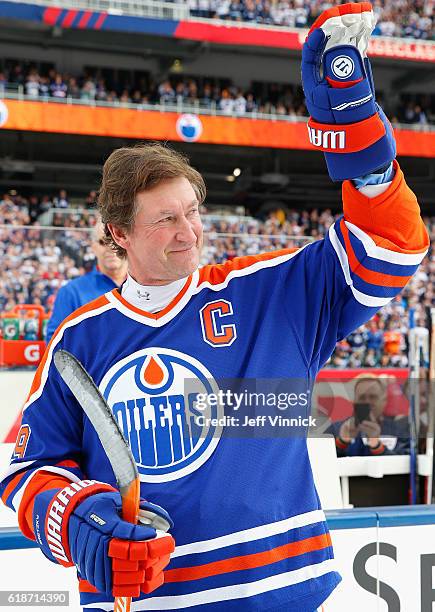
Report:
1,191,433,367
0,63,433,124
188,0,434,39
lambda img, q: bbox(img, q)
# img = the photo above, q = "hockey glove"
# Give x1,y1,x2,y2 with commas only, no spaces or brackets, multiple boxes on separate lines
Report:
32,480,175,598
301,2,396,181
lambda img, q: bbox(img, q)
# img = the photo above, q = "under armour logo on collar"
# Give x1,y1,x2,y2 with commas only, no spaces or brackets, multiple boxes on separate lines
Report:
137,290,151,300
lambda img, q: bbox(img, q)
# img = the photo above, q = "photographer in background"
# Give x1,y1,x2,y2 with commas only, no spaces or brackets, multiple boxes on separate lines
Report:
329,375,410,457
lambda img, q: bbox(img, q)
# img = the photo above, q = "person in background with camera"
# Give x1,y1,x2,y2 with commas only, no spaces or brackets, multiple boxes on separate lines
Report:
328,375,410,456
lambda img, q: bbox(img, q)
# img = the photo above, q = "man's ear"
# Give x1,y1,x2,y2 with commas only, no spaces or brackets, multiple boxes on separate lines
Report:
107,223,129,250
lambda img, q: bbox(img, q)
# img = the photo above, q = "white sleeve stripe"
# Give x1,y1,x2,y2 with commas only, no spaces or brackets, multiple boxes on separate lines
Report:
329,225,394,308
11,466,82,513
0,460,35,483
350,286,392,308
83,559,337,610
329,225,352,286
344,221,427,265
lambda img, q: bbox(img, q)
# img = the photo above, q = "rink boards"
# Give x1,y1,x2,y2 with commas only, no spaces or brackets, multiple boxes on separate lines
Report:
1,506,435,611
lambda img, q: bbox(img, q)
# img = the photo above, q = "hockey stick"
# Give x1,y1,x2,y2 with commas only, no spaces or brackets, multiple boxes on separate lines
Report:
430,308,435,503
54,349,140,612
408,309,419,505
408,312,430,504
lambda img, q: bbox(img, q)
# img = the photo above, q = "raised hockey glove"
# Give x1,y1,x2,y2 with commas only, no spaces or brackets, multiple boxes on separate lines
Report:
32,480,175,598
301,2,396,181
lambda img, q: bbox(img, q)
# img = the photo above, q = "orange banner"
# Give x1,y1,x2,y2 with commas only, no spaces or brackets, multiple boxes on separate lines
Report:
1,99,434,157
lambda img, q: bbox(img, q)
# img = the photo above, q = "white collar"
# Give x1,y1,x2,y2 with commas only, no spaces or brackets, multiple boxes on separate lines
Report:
121,273,188,314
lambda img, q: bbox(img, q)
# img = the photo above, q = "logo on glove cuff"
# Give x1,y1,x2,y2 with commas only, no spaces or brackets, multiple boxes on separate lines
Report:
331,55,355,79
47,480,99,564
308,126,346,150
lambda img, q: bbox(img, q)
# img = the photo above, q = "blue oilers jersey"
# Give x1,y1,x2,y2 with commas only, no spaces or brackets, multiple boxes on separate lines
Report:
1,165,429,611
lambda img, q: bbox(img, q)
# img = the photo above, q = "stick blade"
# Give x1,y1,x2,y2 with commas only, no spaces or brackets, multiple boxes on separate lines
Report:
54,349,138,490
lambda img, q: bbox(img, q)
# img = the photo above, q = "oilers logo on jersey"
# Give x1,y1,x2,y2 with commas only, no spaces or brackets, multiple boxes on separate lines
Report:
99,347,223,482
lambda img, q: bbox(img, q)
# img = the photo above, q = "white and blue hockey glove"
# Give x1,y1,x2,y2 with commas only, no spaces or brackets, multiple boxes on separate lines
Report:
301,2,396,181
32,480,175,597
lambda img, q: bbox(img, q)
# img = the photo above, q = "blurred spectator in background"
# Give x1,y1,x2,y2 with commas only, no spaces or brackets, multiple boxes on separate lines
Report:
25,70,40,98
80,76,97,101
50,73,67,99
54,189,69,209
67,76,81,99
84,190,98,209
204,0,435,38
219,88,235,114
0,72,7,95
383,320,406,367
328,375,410,456
45,219,127,342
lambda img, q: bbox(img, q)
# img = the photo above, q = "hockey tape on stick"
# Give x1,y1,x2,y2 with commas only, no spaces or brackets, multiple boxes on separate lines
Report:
430,308,435,504
54,349,140,612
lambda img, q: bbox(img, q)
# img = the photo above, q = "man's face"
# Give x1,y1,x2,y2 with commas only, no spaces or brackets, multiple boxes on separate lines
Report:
111,176,203,285
355,379,385,419
92,223,126,277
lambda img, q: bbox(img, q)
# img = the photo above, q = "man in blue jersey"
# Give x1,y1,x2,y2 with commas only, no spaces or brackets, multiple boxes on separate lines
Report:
45,219,127,342
1,5,430,611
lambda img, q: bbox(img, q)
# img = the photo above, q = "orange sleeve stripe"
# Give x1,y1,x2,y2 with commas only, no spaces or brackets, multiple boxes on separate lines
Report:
340,219,412,288
56,460,80,468
55,459,80,468
1,471,28,505
164,532,331,583
26,295,110,402
198,248,299,287
342,161,429,255
1,460,79,505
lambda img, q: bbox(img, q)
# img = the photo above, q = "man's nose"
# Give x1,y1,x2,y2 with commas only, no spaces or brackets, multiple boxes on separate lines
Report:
176,216,197,243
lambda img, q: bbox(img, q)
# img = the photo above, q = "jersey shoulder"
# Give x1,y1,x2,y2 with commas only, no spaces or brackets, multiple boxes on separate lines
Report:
59,269,97,292
48,293,112,348
197,248,301,288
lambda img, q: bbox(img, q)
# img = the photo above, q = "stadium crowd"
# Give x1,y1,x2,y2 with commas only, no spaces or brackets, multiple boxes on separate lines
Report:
1,63,433,125
1,190,433,368
188,0,434,39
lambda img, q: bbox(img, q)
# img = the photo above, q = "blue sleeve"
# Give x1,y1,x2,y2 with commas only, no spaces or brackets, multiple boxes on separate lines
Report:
281,234,375,371
46,285,80,343
280,163,428,374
